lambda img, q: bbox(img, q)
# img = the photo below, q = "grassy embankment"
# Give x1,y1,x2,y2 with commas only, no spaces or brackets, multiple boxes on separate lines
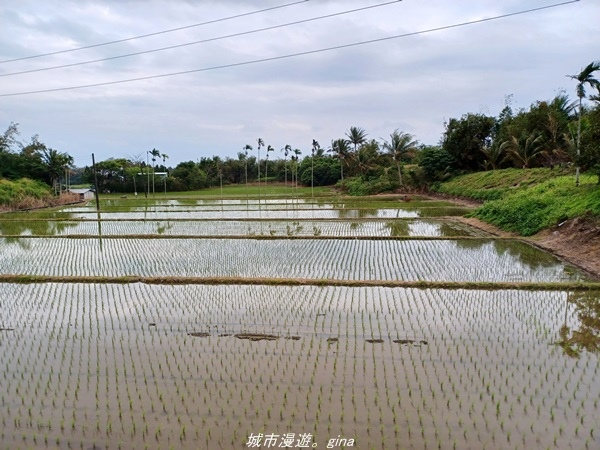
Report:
435,168,600,236
0,178,56,211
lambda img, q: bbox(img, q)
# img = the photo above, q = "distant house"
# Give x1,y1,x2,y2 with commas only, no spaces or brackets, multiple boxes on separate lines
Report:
68,188,95,201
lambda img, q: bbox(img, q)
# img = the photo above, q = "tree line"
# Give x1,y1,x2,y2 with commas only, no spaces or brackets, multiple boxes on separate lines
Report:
0,123,75,194
2,61,599,196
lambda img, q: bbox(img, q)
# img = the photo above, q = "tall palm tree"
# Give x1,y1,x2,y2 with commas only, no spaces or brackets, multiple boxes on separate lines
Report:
381,130,419,185
329,138,350,181
293,148,302,187
256,138,264,182
568,61,600,185
281,144,291,190
243,144,252,210
149,148,161,196
346,126,367,153
310,139,320,197
161,153,169,197
256,138,264,220
265,144,274,187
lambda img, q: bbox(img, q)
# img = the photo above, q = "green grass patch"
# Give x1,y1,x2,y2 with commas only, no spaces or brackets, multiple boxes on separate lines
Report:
108,183,335,199
474,174,600,235
435,167,571,201
0,178,52,209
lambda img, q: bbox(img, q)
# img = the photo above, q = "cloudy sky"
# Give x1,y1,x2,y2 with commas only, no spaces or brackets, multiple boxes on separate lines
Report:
0,0,597,168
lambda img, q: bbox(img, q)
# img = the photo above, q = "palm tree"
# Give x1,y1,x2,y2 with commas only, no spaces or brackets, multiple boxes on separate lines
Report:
311,139,320,197
161,153,169,197
568,61,600,185
480,145,509,171
256,138,264,182
243,144,252,210
346,126,367,152
293,148,302,187
40,148,74,194
256,138,264,220
149,148,161,196
265,144,274,187
381,130,419,185
281,144,291,190
329,138,350,181
501,132,546,168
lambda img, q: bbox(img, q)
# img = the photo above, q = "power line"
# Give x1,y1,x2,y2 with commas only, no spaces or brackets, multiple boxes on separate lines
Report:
0,0,403,78
0,0,309,64
0,0,580,98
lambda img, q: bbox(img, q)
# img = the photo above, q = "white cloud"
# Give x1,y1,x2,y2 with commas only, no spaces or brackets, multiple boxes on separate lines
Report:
0,0,597,167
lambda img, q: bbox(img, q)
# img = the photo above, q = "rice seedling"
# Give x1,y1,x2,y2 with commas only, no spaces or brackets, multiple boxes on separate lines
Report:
0,196,599,448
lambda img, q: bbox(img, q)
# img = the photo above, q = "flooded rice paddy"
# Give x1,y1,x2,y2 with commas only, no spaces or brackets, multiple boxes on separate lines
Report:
0,195,598,449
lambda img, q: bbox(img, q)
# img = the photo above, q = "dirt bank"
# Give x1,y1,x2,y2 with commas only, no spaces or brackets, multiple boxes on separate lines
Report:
456,216,600,281
419,192,599,280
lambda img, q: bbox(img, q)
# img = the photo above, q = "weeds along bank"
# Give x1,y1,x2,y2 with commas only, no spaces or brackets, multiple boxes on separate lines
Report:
435,168,600,236
0,178,79,212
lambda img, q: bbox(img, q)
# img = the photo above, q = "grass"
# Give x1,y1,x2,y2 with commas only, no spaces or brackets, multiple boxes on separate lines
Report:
436,169,600,236
0,178,52,209
107,183,335,199
473,174,600,236
435,167,572,201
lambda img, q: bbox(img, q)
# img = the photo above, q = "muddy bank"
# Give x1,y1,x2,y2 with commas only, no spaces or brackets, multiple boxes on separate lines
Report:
456,216,600,280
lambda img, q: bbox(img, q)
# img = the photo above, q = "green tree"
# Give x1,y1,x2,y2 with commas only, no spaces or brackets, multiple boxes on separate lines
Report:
310,139,320,196
170,161,207,190
500,132,546,168
568,61,600,185
579,105,600,183
281,144,291,190
329,138,351,181
441,113,495,171
149,148,161,195
265,145,274,184
381,130,418,185
39,147,74,194
353,139,380,178
417,146,456,181
346,126,367,153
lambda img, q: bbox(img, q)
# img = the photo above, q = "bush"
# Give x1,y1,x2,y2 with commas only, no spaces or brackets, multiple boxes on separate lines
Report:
336,175,398,196
417,147,456,181
298,157,341,186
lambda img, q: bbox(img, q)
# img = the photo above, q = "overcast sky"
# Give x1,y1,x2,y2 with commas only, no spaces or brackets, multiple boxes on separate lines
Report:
1,0,597,168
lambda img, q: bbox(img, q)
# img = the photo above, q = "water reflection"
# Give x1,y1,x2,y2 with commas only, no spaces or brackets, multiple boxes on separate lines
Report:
453,239,572,274
555,291,600,357
0,220,77,237
96,210,103,251
385,221,409,236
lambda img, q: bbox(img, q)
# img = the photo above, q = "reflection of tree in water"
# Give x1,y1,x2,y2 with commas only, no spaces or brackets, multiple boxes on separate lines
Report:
453,239,578,275
555,291,600,358
336,207,375,219
453,238,488,250
492,240,558,270
384,220,409,237
0,220,78,240
155,221,173,235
